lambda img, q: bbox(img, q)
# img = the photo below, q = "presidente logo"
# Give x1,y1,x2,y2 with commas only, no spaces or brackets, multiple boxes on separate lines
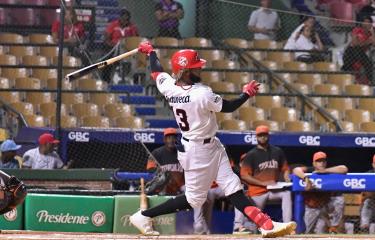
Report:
120,214,173,227
4,208,17,221
36,210,105,226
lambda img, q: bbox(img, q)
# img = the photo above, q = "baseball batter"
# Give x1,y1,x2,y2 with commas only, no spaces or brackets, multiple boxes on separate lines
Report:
130,42,296,237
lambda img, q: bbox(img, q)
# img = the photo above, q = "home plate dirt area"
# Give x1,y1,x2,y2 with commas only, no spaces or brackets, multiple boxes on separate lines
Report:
0,231,375,240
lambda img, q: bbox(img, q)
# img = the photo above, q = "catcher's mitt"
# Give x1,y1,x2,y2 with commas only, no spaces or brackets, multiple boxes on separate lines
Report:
0,176,27,215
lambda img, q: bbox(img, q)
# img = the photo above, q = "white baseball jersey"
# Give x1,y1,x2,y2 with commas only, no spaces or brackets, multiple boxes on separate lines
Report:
156,72,223,140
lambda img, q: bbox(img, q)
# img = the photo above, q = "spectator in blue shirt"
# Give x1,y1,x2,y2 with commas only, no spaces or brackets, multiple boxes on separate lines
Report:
0,140,22,169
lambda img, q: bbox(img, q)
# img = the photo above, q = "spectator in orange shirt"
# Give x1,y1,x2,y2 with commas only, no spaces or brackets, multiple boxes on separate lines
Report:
240,125,292,224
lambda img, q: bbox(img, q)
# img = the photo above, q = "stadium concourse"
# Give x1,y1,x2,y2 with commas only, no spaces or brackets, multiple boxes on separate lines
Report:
0,231,374,240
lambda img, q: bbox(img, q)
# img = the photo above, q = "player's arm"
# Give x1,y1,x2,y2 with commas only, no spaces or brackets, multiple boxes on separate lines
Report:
292,166,308,179
315,165,348,174
138,42,164,79
221,80,260,112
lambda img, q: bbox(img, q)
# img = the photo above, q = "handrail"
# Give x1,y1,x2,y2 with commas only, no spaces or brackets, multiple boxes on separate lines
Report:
0,96,28,127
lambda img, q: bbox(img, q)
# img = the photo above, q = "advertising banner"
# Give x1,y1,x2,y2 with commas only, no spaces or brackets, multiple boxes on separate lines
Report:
0,204,23,230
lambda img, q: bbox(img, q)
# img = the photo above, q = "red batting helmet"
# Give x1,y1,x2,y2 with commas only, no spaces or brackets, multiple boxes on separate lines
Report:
171,49,206,75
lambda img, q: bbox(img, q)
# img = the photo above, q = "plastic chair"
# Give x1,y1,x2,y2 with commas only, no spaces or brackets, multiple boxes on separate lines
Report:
344,109,371,125
81,116,110,128
326,74,354,91
327,98,354,111
71,103,99,118
115,116,145,129
266,52,293,63
15,77,41,89
154,37,179,57
47,78,72,90
330,1,354,23
259,60,279,70
223,38,249,48
216,112,234,123
360,122,375,132
212,60,239,69
61,92,84,106
253,39,278,49
238,107,266,122
104,103,133,118
53,56,81,67
25,92,52,106
314,108,342,125
76,79,106,91
314,84,341,95
283,61,308,71
8,46,36,57
90,93,117,107
270,107,298,122
0,55,17,65
0,68,27,80
338,121,358,132
40,102,67,118
28,34,54,44
50,115,78,128
0,33,24,43
344,84,372,96
183,37,211,47
31,69,57,81
124,37,149,51
25,115,46,127
0,92,20,103
199,50,225,65
254,96,283,111
358,98,375,113
252,120,280,131
293,83,310,94
313,62,338,71
10,102,34,116
277,73,295,83
22,56,48,66
0,77,11,89
210,82,237,93
226,72,253,86
159,57,172,73
12,8,39,26
39,46,60,58
284,121,314,132
221,119,248,131
200,71,223,84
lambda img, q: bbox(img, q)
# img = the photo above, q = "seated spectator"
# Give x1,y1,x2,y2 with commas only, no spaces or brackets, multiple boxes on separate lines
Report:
360,154,375,233
284,15,315,50
22,133,64,169
293,152,348,234
356,0,375,24
155,0,184,38
0,140,22,169
248,0,280,40
342,16,375,85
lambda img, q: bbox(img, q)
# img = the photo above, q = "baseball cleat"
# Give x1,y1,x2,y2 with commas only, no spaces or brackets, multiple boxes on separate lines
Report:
259,221,297,238
129,210,160,236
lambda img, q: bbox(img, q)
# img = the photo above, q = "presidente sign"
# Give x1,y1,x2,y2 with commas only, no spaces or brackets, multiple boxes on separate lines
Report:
25,194,113,232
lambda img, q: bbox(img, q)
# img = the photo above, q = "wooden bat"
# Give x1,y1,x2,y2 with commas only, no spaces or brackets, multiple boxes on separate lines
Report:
140,178,148,210
65,48,139,82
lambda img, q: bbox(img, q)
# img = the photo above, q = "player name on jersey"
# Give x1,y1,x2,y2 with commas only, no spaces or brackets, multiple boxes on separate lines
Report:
166,95,191,104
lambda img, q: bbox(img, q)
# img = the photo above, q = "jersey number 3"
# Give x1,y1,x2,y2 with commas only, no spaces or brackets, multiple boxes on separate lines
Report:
174,108,190,131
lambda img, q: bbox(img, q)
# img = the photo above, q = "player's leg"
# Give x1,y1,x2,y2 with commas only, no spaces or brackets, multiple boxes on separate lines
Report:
360,198,372,232
268,190,293,222
327,195,344,233
304,206,321,233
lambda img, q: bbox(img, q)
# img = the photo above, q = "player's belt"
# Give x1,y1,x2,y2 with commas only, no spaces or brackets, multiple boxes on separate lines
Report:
182,137,211,144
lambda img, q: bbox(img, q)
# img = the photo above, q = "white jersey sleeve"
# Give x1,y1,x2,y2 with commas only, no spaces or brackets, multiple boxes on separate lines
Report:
201,87,223,112
155,72,176,96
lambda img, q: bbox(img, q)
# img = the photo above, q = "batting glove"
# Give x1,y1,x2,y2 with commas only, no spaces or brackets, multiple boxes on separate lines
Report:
138,41,154,56
242,80,260,97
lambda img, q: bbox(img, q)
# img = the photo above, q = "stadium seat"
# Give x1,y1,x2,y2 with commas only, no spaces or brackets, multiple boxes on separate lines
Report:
104,103,133,118
358,98,375,113
21,0,47,5
246,51,265,61
24,114,46,127
293,83,310,94
344,84,372,96
0,33,24,43
10,102,34,116
312,62,338,71
254,96,283,111
47,78,72,90
50,115,78,128
253,39,278,49
327,98,354,111
221,119,248,131
53,56,81,67
25,92,52,106
0,92,20,103
296,73,324,88
266,52,294,63
277,73,295,83
238,107,266,122
212,60,239,69
115,116,144,128
22,56,48,66
90,93,117,107
0,46,4,55
283,61,309,71
330,1,354,23
0,68,27,80
39,102,67,118
81,116,110,128
39,46,60,58
223,38,249,48
28,34,54,44
360,122,375,132
154,37,178,57
199,50,225,65
344,109,371,125
61,92,84,106
40,9,60,23
0,77,11,89
216,112,234,123
0,54,17,65
252,120,280,131
183,37,211,47
326,74,354,91
259,60,279,70
314,84,340,95
270,107,298,122
12,8,40,26
159,57,172,72
338,121,358,132
210,82,237,93
284,121,314,132
15,77,41,89
200,71,223,84
314,108,342,125
31,69,57,81
71,103,99,117
225,72,252,84
76,78,106,91
8,46,36,57
0,8,6,25
124,37,149,51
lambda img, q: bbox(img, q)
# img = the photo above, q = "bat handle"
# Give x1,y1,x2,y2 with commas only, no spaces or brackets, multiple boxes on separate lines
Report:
140,178,145,193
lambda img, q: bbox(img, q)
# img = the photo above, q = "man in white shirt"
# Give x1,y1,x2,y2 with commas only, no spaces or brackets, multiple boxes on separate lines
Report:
248,0,280,40
22,133,64,169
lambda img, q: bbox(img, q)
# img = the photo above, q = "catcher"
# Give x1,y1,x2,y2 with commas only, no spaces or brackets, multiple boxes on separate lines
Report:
0,170,27,214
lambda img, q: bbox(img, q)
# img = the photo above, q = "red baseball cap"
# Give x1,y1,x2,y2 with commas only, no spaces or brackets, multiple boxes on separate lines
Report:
255,125,269,135
39,133,60,145
163,128,177,136
313,151,327,162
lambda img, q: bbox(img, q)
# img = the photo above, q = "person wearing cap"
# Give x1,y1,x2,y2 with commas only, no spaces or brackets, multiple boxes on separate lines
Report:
240,125,292,227
155,0,184,38
359,154,375,233
293,151,348,234
22,133,64,169
146,128,184,195
0,140,22,169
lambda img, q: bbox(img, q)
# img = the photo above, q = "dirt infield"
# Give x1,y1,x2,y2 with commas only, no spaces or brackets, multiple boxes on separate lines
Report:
0,231,375,240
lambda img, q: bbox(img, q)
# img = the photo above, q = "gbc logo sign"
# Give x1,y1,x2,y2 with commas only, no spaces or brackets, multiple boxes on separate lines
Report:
244,134,257,145
134,133,155,143
355,137,375,147
343,179,366,189
299,136,320,146
299,178,322,189
68,132,89,142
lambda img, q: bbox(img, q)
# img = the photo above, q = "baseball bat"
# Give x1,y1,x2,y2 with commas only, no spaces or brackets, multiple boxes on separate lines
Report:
140,178,148,210
65,48,139,81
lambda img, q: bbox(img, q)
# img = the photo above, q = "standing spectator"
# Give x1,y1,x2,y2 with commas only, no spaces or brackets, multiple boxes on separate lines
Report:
146,128,184,195
292,25,325,63
22,133,64,169
240,125,292,225
342,16,375,85
155,0,184,38
248,0,280,40
360,154,375,233
0,140,22,169
293,151,348,233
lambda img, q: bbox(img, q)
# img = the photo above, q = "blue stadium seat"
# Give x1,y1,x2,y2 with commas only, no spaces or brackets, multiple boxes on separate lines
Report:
110,85,143,93
135,107,156,116
146,119,178,128
119,96,156,105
